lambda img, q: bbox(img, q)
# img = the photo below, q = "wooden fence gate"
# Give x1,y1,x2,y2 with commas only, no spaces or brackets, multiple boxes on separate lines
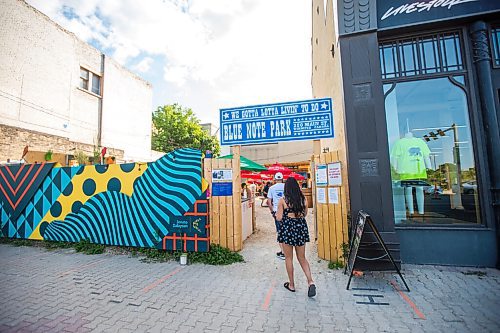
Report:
203,148,242,251
311,150,349,263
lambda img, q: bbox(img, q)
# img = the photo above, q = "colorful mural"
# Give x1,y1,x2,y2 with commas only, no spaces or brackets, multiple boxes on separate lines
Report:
0,149,210,252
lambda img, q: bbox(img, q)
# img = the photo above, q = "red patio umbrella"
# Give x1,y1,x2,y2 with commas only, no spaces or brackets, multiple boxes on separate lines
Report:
262,163,293,175
241,171,262,180
260,173,273,181
242,171,273,181
285,172,305,180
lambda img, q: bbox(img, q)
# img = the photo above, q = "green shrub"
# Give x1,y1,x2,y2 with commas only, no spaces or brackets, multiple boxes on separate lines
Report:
74,239,105,255
44,240,74,250
138,248,179,263
0,236,243,265
138,244,243,265
188,244,244,265
328,260,344,270
10,239,35,247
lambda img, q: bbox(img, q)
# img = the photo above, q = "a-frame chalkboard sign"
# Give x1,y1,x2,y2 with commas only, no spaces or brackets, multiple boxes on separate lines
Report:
344,210,410,292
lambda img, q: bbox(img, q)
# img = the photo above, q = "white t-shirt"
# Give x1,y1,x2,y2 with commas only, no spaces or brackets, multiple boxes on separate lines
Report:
267,182,285,212
249,183,257,195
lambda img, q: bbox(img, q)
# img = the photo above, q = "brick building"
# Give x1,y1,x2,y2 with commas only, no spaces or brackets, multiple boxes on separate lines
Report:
0,0,153,164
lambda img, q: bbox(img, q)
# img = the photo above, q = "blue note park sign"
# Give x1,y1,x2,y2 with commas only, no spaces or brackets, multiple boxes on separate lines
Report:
219,98,334,146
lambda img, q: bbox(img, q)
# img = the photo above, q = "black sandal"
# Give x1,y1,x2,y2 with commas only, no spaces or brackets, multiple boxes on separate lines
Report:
308,284,316,297
284,282,295,292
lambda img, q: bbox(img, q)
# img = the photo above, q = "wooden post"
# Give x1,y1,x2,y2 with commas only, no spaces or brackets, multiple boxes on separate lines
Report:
223,158,232,250
252,199,256,233
313,140,321,156
233,145,242,251
326,151,337,262
312,139,321,252
211,159,221,246
203,156,213,246
319,152,331,261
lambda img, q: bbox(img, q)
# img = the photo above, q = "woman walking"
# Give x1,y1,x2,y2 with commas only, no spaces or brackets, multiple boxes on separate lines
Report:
275,177,316,297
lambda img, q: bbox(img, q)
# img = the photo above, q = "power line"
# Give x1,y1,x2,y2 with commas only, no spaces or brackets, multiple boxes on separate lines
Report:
0,90,151,137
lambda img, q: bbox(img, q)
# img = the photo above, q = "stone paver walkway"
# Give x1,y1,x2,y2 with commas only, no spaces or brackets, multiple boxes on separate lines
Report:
1,204,499,332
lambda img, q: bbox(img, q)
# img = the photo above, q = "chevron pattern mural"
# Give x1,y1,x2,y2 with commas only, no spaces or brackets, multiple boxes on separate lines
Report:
0,149,210,252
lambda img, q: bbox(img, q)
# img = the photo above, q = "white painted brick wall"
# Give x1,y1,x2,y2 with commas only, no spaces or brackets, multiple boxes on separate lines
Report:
102,57,153,162
0,0,153,161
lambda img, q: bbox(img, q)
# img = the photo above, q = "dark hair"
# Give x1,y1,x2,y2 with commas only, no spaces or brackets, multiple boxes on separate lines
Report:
284,177,306,216
241,183,247,189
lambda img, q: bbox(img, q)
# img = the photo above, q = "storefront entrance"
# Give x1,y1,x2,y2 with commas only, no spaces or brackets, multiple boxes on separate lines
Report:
380,31,482,226
377,26,498,266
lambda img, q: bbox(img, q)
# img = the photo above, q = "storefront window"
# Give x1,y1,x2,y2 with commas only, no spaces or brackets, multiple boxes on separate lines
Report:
380,32,464,79
384,77,481,225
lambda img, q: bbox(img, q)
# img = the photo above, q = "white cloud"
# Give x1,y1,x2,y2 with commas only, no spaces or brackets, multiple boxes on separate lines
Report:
163,65,190,85
132,57,154,73
26,0,312,126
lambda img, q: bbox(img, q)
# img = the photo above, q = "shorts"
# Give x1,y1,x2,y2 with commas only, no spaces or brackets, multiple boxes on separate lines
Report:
272,211,281,233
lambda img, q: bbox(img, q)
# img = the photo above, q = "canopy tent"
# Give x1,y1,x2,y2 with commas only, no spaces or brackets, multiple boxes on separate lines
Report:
218,154,267,172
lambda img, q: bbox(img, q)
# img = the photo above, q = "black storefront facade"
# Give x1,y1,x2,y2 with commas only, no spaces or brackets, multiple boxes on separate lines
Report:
331,0,500,267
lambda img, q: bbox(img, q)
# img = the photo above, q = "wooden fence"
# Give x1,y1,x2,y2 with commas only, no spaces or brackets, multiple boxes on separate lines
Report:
203,148,242,251
312,150,349,262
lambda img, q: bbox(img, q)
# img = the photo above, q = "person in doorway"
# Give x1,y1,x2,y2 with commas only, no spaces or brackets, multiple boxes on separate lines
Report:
263,181,271,197
248,181,257,197
261,181,271,207
241,183,250,199
256,182,263,196
275,177,315,297
267,173,285,260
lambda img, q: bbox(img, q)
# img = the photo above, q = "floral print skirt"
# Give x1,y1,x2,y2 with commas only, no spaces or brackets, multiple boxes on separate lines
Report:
277,216,310,246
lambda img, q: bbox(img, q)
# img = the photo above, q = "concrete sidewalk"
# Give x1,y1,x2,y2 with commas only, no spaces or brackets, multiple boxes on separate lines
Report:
1,204,499,332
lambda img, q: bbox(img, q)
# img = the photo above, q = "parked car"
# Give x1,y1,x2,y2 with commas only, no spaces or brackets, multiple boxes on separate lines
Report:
424,184,443,195
462,181,477,194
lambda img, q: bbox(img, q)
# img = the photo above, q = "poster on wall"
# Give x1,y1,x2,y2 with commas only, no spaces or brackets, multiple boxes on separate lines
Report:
328,187,339,204
212,169,233,182
316,188,327,204
327,162,342,186
212,182,233,196
315,164,328,186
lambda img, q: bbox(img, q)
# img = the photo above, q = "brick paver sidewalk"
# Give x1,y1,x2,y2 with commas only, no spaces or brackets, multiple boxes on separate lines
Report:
1,205,499,332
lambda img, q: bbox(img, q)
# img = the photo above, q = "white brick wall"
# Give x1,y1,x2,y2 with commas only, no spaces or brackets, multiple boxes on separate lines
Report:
102,57,153,161
0,0,153,161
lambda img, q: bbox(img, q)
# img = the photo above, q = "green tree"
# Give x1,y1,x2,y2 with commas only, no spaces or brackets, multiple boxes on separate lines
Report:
152,104,220,156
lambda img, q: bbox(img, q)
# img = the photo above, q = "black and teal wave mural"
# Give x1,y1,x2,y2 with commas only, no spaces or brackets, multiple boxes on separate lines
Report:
0,149,209,252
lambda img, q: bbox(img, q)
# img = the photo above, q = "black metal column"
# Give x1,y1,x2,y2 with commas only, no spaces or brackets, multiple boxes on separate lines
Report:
470,21,500,268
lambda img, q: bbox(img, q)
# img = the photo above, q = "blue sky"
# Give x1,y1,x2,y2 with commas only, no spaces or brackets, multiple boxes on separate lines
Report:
27,0,312,129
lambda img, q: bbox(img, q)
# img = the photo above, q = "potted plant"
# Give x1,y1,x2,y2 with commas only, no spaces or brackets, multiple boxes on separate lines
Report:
74,150,88,166
44,149,53,161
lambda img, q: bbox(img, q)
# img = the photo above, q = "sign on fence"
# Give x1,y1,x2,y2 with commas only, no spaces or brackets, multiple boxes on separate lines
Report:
219,98,334,146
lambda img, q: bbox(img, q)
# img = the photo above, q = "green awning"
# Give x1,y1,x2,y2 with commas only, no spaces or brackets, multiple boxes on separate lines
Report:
217,154,267,172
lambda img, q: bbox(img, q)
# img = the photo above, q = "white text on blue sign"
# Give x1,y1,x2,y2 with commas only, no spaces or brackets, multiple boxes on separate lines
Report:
219,98,334,146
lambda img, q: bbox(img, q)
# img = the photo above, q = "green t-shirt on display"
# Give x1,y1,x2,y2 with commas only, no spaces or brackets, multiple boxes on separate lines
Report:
390,137,431,180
